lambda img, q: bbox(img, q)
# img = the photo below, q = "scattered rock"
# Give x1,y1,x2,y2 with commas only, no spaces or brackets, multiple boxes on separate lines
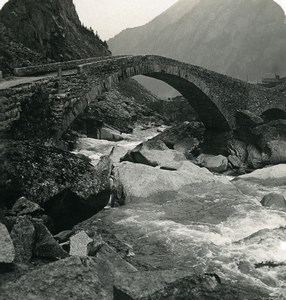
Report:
228,155,242,169
70,231,93,256
10,216,35,263
32,219,68,259
260,193,286,211
11,196,43,216
196,154,228,173
0,223,15,264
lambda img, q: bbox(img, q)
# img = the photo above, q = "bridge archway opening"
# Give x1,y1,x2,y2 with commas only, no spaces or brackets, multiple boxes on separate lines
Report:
138,72,231,130
132,75,199,123
134,75,181,99
261,109,286,122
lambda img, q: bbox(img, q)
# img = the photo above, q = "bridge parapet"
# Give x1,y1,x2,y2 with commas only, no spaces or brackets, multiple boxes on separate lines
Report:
13,55,113,77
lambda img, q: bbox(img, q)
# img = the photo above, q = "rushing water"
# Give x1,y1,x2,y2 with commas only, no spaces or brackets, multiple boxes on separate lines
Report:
73,127,286,298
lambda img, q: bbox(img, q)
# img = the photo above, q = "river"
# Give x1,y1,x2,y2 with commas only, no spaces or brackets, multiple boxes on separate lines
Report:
73,126,286,299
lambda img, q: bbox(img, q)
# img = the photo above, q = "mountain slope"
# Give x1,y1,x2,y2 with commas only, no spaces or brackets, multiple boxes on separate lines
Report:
109,0,286,81
0,0,110,75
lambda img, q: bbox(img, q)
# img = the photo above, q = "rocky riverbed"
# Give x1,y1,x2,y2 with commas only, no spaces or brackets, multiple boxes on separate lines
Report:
1,125,286,299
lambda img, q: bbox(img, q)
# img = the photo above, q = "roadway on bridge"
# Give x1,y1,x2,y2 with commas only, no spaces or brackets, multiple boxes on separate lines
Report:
0,69,77,90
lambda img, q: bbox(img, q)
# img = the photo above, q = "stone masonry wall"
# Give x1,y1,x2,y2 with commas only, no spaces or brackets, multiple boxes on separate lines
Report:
0,55,285,141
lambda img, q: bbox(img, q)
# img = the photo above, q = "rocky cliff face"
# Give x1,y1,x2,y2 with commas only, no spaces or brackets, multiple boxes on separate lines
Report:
0,0,110,74
109,0,286,82
0,22,50,76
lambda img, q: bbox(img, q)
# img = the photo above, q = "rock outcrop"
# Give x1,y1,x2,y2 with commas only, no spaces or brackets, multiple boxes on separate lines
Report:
0,140,112,231
0,0,110,75
0,22,49,76
0,0,110,61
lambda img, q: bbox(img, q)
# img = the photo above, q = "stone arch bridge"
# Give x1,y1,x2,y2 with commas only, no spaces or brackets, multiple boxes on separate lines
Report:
0,55,285,140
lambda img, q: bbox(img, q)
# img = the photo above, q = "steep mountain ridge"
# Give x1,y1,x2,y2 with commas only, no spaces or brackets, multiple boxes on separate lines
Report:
0,0,110,75
109,0,286,81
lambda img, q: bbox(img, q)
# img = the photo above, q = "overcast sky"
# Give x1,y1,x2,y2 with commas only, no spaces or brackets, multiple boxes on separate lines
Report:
0,0,285,40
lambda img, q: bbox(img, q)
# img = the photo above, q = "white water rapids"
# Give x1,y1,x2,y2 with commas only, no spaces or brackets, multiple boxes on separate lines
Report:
73,126,286,298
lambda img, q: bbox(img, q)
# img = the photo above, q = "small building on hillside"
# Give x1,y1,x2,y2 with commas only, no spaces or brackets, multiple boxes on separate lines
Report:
260,73,282,88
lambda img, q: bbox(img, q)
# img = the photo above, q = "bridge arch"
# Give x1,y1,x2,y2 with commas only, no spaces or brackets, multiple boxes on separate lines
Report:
2,55,286,141
144,72,231,130
59,55,252,138
261,108,286,122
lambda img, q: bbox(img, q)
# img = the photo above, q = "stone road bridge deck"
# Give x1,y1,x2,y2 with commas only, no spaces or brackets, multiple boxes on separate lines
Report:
0,55,285,140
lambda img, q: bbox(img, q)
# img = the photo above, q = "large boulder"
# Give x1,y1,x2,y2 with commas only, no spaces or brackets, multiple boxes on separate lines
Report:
114,270,270,300
260,193,286,211
196,154,228,173
11,196,43,216
32,219,68,259
0,222,15,264
232,164,286,198
228,155,242,169
0,244,137,300
152,121,205,148
120,139,186,168
233,164,286,187
69,231,93,256
252,119,286,150
0,257,111,300
112,161,216,205
246,145,264,169
266,140,286,164
69,229,105,257
227,139,248,162
10,216,35,263
0,140,112,231
100,126,124,141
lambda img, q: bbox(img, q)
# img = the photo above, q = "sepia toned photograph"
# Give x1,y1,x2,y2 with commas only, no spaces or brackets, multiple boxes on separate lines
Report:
0,0,286,299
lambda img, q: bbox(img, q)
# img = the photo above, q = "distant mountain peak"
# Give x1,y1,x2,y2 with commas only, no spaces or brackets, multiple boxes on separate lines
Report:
109,0,286,82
